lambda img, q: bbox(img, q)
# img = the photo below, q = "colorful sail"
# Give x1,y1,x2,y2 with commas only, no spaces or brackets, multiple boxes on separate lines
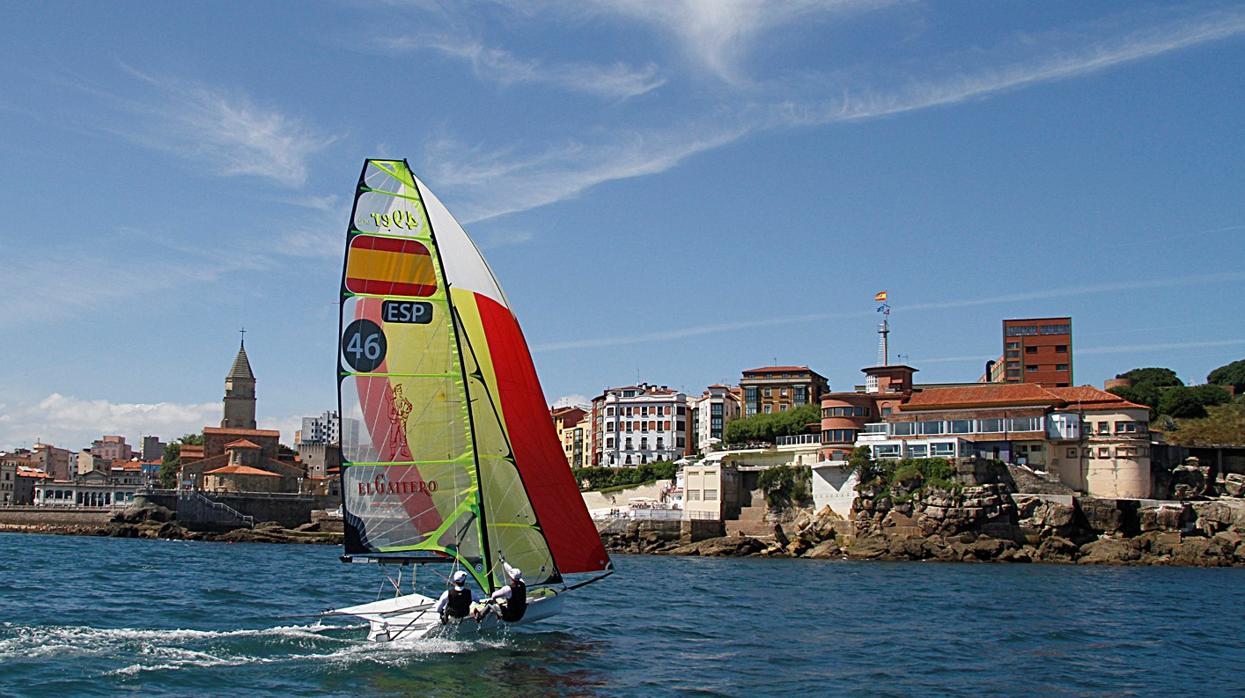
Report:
338,159,610,592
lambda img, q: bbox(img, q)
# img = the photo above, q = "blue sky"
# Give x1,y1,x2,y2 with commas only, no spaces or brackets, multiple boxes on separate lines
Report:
1,1,1243,450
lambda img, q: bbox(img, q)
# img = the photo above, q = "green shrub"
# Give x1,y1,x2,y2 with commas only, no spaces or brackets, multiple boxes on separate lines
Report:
723,404,821,444
572,460,676,491
757,464,812,510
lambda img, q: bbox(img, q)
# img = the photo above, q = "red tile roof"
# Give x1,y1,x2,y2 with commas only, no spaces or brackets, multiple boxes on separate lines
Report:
16,466,50,479
901,383,1146,412
223,439,263,450
204,464,279,477
743,365,812,374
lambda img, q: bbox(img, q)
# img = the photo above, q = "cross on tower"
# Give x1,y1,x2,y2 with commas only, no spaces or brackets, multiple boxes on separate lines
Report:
239,327,246,348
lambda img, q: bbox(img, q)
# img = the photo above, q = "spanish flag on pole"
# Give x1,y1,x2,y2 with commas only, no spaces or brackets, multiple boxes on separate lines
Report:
874,291,888,302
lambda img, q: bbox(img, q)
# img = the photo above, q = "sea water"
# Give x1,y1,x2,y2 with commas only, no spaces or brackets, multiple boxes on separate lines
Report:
1,532,1243,696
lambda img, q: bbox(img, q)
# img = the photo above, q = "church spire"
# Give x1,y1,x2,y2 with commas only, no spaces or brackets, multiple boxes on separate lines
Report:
222,332,257,429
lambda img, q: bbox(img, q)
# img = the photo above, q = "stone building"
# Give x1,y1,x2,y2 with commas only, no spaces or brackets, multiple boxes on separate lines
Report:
222,339,257,430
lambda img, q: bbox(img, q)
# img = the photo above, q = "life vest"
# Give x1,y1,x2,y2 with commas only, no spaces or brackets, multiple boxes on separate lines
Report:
445,587,471,618
500,580,527,622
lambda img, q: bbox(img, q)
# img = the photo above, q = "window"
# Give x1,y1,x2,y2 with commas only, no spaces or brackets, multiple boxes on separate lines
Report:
764,405,772,414
978,418,1004,433
625,438,632,449
1026,346,1038,354
1056,364,1069,371
1006,369,1021,379
907,444,928,458
930,443,954,457
1006,350,1020,359
1117,447,1137,458
780,388,788,397
606,407,614,416
1055,345,1067,353
794,386,807,404
779,404,788,412
1067,448,1077,458
821,429,857,443
949,420,972,434
918,420,944,435
1007,342,1020,349
640,438,648,450
687,490,701,501
882,407,892,417
1097,422,1110,434
763,388,772,397
874,444,901,459
1029,444,1043,453
1026,365,1038,372
606,438,614,448
1098,447,1109,458
1115,421,1140,434
704,489,718,501
1008,416,1042,432
677,437,685,448
892,422,914,436
656,437,664,450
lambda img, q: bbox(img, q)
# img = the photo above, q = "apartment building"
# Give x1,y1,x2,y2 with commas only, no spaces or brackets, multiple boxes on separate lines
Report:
985,317,1073,387
740,366,828,417
693,385,742,452
593,384,691,467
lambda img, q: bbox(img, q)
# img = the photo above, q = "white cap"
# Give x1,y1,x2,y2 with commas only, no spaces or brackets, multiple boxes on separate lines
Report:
509,568,522,581
452,570,468,585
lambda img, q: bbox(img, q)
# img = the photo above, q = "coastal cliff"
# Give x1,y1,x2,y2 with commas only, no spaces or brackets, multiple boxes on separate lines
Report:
622,487,1245,566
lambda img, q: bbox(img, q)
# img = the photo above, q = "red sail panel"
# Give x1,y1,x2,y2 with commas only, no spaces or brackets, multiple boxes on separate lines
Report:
475,293,610,574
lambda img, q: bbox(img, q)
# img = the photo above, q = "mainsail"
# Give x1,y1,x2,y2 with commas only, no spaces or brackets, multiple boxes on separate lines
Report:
337,159,610,593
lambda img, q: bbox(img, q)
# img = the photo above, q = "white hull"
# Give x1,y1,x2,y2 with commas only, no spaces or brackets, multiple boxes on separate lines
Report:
331,588,565,642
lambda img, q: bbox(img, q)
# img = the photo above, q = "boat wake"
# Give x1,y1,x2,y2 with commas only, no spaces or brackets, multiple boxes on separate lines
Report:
0,621,511,678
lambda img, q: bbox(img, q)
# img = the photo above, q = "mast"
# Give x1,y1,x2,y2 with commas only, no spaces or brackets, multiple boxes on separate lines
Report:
409,161,494,593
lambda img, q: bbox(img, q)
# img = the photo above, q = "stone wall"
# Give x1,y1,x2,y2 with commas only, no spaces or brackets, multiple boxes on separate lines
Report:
136,491,338,530
0,507,113,527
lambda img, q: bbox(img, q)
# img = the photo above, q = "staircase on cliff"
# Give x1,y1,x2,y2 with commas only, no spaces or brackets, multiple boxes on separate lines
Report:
725,490,776,538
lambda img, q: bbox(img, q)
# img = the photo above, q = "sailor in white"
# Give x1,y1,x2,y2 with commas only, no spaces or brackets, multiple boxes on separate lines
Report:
434,570,473,622
471,562,528,622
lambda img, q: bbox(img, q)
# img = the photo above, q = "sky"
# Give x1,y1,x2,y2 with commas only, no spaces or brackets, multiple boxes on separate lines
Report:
1,0,1243,451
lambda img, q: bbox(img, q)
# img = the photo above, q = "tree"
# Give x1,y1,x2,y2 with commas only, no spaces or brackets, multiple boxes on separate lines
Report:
722,404,821,444
1157,385,1230,419
847,445,882,485
1108,384,1161,418
159,443,181,489
158,433,203,488
1117,367,1183,389
1208,359,1245,395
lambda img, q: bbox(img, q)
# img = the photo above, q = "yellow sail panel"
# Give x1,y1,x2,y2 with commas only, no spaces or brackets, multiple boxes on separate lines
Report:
453,287,558,586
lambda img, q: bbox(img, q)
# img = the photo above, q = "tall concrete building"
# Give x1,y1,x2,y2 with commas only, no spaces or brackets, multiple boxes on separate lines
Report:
986,317,1073,387
222,338,257,430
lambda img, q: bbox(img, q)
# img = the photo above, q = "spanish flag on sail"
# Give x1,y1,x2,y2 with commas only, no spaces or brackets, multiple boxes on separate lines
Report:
874,291,888,302
345,234,438,297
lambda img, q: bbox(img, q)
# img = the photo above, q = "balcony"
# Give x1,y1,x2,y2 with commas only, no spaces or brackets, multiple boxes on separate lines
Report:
776,434,821,446
858,423,890,441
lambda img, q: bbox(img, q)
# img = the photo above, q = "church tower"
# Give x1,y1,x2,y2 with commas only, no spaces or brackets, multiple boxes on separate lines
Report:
222,333,257,430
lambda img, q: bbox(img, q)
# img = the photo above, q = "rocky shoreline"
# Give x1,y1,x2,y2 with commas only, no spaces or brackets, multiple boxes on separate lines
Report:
602,485,1245,567
0,503,343,545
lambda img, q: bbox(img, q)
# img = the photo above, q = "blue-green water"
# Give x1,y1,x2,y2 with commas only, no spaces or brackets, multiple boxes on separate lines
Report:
2,533,1244,696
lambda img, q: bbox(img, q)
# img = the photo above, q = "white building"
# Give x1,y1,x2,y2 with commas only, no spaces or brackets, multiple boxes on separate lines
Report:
300,410,360,450
694,385,742,453
596,384,690,467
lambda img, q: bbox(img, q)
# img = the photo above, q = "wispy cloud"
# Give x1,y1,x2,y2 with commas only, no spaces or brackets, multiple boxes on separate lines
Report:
532,272,1245,353
0,393,219,451
476,228,535,250
424,7,1245,222
551,394,590,409
574,0,892,85
387,34,665,99
424,120,751,221
97,66,337,187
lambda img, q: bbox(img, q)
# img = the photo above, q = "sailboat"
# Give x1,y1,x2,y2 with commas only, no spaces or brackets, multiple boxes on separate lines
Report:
326,159,612,642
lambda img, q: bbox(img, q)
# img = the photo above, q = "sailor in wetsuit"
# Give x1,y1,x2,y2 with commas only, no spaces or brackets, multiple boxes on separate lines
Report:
471,562,527,623
434,570,473,623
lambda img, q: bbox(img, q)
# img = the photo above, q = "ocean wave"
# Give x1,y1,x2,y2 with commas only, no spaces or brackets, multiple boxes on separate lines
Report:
0,621,513,678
